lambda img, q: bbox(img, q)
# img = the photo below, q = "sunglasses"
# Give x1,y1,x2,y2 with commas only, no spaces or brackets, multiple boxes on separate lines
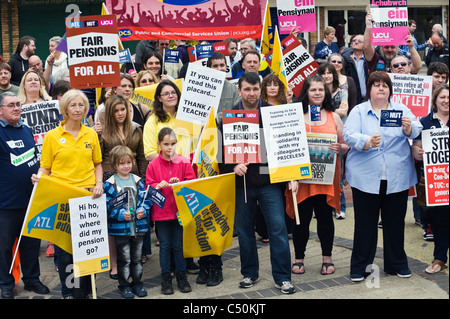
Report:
330,60,343,64
392,62,408,68
352,39,363,44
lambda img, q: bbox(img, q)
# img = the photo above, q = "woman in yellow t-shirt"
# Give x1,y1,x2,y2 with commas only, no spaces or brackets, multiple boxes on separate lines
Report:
143,80,192,162
31,89,103,299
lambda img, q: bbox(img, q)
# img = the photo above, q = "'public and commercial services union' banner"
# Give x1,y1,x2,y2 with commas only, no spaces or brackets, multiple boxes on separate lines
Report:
106,0,265,41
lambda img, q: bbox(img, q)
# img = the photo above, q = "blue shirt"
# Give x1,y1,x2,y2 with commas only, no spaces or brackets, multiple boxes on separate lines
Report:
0,119,39,210
343,100,423,194
352,54,367,98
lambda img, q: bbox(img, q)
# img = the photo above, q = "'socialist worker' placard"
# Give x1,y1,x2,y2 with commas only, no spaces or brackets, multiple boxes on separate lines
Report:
223,110,261,164
260,103,312,183
422,128,449,206
66,14,121,89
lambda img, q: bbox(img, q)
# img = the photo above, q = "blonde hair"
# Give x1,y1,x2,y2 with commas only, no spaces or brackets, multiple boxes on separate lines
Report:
135,70,159,88
59,89,90,121
18,70,51,103
109,145,136,170
324,26,336,37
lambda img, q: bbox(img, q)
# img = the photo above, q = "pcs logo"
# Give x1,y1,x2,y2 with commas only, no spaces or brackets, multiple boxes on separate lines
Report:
119,29,133,38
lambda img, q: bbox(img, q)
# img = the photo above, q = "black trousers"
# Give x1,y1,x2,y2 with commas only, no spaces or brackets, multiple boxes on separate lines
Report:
350,180,409,276
0,209,41,289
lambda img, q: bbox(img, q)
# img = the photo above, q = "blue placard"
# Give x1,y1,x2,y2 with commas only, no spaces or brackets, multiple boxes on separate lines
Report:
380,110,403,127
195,43,214,60
145,186,166,209
108,192,128,211
164,49,180,64
309,105,321,121
119,49,132,64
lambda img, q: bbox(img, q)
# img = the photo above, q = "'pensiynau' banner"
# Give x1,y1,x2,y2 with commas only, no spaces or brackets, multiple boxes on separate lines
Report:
370,0,409,46
276,0,316,34
106,0,265,41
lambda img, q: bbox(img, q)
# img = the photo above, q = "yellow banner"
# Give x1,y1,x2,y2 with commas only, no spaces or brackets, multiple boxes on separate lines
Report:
193,107,220,178
271,26,288,90
129,78,183,110
22,174,91,254
173,173,235,258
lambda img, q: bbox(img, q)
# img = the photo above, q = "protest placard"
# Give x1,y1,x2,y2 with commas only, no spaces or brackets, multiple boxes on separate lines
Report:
20,100,60,160
175,63,225,137
281,35,318,97
380,110,403,127
422,128,449,206
108,0,265,41
130,78,183,110
69,195,110,277
66,14,121,89
260,103,311,183
299,133,337,185
223,110,261,164
389,73,432,119
277,0,316,34
370,0,409,46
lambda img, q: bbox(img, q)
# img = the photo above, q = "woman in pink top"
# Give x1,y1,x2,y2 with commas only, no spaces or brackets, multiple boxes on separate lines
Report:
146,127,196,295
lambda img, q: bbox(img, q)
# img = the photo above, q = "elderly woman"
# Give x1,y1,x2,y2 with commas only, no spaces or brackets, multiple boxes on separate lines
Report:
45,36,68,79
31,89,103,298
18,70,51,104
343,71,422,282
412,84,449,274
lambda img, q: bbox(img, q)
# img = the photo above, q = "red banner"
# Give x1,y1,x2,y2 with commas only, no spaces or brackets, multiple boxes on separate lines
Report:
106,0,264,41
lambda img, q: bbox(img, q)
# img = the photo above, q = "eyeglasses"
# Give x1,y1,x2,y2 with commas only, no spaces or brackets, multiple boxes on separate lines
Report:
392,62,408,68
2,102,21,108
159,43,170,47
160,91,177,97
330,60,343,64
352,39,363,44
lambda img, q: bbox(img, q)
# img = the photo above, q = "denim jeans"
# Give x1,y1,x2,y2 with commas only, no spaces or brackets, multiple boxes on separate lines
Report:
235,183,291,283
115,235,144,290
155,219,185,275
54,245,92,298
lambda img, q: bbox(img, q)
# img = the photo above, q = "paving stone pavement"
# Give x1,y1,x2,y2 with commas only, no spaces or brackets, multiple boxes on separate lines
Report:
10,226,448,301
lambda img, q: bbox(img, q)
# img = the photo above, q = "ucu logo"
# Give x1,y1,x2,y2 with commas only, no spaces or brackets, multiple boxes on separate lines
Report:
100,19,114,26
280,21,297,28
373,32,389,39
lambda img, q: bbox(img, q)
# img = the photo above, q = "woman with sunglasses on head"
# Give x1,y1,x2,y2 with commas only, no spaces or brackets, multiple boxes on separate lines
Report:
143,80,192,162
328,53,357,114
343,71,422,282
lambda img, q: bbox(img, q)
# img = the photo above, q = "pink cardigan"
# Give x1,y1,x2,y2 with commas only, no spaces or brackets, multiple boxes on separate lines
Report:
146,153,196,221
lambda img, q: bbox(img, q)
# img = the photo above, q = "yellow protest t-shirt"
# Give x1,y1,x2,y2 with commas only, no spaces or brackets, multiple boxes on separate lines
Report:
40,121,102,188
143,112,193,158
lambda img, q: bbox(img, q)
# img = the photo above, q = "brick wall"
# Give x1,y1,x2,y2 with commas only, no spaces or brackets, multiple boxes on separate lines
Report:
1,0,19,61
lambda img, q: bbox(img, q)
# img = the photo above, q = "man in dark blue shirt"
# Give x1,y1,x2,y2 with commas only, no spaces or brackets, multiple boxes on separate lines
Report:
0,92,49,299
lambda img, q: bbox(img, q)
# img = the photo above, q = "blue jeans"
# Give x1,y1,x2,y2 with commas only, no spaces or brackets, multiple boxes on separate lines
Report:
115,235,144,290
235,183,291,283
155,219,185,275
